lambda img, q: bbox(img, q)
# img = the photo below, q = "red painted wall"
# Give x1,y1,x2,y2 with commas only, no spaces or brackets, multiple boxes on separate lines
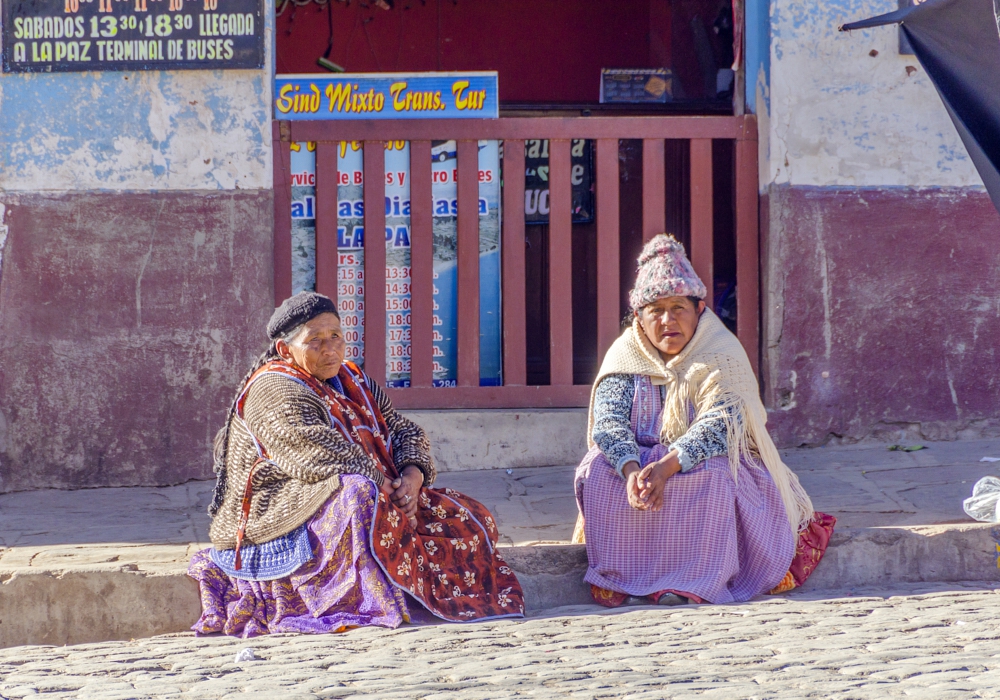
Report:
762,186,1000,446
276,0,731,102
0,192,274,492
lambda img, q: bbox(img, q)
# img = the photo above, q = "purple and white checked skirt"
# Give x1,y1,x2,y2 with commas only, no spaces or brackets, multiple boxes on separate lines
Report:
574,376,795,604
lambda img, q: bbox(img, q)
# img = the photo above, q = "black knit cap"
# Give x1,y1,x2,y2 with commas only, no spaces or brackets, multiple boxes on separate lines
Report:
266,291,338,340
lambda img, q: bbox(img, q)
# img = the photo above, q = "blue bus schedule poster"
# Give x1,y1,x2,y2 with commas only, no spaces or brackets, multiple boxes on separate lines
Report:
289,139,502,388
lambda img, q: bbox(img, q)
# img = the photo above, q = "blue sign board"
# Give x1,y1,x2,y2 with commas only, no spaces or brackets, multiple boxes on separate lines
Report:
275,72,498,120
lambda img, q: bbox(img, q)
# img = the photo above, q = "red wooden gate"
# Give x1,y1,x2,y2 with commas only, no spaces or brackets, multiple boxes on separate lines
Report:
273,115,759,409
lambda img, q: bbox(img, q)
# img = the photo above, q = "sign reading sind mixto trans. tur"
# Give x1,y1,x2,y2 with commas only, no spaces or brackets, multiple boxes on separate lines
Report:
2,0,264,73
274,72,498,120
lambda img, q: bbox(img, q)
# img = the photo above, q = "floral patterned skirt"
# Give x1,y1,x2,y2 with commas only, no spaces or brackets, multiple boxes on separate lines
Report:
188,475,523,638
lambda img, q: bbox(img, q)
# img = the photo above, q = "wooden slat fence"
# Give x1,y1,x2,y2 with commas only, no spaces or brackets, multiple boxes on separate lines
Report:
273,116,759,409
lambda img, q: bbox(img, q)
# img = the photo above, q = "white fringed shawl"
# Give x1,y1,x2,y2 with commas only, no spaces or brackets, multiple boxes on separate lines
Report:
587,309,814,536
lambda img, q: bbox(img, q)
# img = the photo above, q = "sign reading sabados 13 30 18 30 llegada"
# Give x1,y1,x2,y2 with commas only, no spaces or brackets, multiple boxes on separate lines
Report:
2,0,264,72
274,73,498,120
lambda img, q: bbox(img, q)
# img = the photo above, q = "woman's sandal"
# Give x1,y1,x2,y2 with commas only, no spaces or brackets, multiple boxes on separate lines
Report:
654,592,688,606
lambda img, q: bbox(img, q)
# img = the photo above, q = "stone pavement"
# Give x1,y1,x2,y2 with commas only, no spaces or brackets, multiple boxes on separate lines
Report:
2,583,1000,699
2,438,1000,648
438,435,1000,542
4,436,999,549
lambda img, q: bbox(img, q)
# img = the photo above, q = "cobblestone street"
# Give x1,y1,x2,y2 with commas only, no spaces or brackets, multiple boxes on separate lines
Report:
2,584,999,699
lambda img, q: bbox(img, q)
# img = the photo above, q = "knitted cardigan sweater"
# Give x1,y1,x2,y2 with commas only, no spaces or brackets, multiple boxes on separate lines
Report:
208,369,435,550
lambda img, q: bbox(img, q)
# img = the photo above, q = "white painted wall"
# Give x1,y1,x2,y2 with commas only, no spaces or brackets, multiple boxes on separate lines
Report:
402,409,588,472
765,0,984,189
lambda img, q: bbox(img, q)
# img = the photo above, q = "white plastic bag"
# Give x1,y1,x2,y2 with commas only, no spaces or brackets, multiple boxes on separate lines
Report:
963,476,1000,522
234,647,257,663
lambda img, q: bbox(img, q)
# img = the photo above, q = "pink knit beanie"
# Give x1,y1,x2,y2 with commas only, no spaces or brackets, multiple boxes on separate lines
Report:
628,234,707,311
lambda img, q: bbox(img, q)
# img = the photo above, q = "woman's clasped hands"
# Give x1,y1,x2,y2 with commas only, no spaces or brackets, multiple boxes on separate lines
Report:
623,450,682,511
379,465,423,525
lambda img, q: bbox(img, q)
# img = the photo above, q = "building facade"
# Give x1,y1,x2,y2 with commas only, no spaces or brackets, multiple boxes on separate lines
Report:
0,6,276,491
1,0,995,495
749,0,1000,445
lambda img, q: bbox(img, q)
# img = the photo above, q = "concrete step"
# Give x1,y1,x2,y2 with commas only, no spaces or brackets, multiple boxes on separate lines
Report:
507,523,1000,610
2,524,1000,648
3,436,1000,648
399,409,587,473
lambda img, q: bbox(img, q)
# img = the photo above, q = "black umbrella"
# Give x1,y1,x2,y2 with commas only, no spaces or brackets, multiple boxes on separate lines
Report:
842,0,1000,213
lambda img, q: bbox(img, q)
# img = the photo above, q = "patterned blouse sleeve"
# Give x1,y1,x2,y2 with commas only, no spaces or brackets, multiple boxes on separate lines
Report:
364,372,437,487
591,373,641,479
670,404,733,472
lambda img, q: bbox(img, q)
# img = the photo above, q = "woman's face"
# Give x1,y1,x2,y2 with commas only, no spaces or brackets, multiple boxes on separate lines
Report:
637,296,706,358
276,312,346,381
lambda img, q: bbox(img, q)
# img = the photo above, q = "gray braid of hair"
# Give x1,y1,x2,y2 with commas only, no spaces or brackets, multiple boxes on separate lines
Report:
208,323,308,516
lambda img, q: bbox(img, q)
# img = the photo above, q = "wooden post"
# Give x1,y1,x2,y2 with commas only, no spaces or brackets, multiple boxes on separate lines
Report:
315,142,339,305
409,140,434,387
502,139,527,386
595,138,621,360
363,142,387,385
690,138,714,309
456,140,481,387
548,138,574,386
642,138,666,242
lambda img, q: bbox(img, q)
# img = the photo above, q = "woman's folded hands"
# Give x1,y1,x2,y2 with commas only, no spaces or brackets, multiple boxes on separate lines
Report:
624,451,682,512
381,465,424,523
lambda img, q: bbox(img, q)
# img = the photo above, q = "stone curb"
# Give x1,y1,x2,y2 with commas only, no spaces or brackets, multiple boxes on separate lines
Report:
799,522,1000,591
1,523,998,649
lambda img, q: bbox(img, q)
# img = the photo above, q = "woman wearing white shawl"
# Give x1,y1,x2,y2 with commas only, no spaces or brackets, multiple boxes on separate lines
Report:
573,234,834,607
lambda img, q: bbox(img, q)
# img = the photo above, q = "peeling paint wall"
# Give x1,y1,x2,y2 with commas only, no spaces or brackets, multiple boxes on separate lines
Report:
763,187,1000,446
0,5,276,491
0,192,273,492
766,0,983,189
0,71,272,191
0,5,272,192
760,0,1000,446
744,0,770,116
0,205,8,278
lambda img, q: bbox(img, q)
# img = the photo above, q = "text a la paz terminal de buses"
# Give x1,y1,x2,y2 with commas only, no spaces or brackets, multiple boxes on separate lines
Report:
9,10,255,64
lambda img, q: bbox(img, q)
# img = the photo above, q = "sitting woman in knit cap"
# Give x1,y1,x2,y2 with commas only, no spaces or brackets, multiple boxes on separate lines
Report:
188,292,523,636
574,234,835,607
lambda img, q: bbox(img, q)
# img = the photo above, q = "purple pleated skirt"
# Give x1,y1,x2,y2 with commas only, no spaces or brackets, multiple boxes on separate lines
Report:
574,443,796,604
188,475,409,637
